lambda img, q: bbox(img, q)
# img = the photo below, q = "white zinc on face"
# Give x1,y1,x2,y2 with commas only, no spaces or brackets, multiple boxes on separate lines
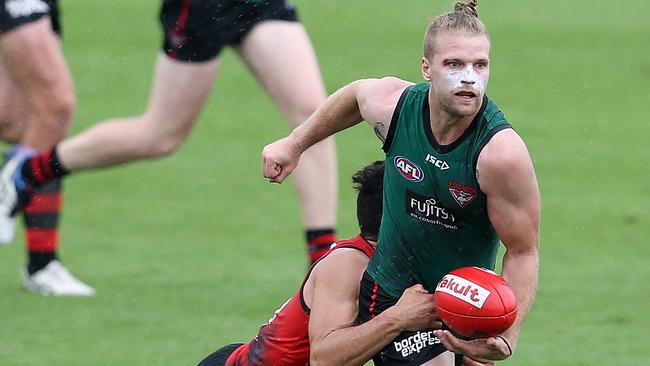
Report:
442,63,487,96
422,32,491,117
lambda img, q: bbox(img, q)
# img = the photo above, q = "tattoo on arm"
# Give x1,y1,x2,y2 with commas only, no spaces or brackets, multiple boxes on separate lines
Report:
374,122,387,143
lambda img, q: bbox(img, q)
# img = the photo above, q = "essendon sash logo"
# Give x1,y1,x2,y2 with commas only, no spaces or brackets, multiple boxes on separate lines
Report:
448,180,478,208
394,156,424,182
435,274,491,308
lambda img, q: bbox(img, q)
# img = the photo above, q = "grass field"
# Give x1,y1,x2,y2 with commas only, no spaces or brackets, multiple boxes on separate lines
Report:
1,1,649,365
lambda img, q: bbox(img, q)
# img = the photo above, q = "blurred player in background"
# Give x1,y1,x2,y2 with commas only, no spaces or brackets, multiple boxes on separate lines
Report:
0,0,338,266
0,0,94,295
262,0,540,364
197,161,457,366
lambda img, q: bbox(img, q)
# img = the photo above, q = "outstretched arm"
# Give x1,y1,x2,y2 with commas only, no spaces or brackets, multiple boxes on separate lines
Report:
262,77,410,183
307,250,440,366
435,129,540,360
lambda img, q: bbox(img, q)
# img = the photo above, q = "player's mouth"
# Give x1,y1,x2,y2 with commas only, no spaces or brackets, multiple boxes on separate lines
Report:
454,91,477,100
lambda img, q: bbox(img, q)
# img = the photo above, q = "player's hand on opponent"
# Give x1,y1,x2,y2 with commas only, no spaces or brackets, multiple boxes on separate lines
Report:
384,284,442,332
262,135,302,183
433,329,512,361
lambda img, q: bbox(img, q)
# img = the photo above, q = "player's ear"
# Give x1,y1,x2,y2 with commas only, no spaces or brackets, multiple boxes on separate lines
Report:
421,57,431,82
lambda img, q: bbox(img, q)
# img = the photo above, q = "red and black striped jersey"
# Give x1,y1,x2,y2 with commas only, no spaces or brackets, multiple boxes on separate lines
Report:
225,235,375,366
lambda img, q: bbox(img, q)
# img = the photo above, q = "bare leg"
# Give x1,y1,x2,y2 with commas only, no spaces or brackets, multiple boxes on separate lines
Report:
0,59,27,143
0,17,75,150
237,21,337,231
57,54,220,170
0,17,95,296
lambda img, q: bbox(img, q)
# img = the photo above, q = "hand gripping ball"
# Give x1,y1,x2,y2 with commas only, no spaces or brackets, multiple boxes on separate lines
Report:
434,266,517,339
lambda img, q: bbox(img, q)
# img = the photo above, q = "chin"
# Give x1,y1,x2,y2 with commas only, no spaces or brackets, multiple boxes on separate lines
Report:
439,96,481,117
450,104,480,117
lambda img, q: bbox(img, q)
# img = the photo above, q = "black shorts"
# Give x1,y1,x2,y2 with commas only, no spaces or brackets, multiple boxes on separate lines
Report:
196,343,244,366
358,271,464,366
0,0,60,35
160,0,298,62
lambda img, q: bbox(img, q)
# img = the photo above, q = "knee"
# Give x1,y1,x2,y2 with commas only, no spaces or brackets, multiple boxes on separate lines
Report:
0,121,23,143
143,137,183,158
51,91,76,128
30,85,76,133
10,32,77,132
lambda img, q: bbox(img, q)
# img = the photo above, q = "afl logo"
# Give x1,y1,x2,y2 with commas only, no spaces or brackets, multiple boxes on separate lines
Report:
394,156,424,182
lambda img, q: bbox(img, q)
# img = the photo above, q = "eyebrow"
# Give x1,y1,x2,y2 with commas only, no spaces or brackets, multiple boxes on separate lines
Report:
442,58,490,63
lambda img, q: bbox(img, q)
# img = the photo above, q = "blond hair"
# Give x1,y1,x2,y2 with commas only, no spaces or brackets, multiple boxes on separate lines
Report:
423,0,489,59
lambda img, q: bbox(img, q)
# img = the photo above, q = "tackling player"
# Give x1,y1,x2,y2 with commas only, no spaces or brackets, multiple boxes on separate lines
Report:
196,161,445,366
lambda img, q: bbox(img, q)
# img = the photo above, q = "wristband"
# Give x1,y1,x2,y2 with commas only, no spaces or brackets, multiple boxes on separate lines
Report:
496,335,513,356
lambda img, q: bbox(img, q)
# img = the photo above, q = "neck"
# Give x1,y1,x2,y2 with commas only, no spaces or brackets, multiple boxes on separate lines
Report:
428,90,477,145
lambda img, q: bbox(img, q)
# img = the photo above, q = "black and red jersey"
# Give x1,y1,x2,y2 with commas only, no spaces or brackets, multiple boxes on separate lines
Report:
225,235,375,366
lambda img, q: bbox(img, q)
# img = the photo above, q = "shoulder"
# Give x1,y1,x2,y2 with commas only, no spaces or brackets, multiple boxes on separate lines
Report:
357,77,413,110
356,77,414,129
311,248,370,280
304,248,369,308
476,129,537,195
478,129,530,171
356,77,412,99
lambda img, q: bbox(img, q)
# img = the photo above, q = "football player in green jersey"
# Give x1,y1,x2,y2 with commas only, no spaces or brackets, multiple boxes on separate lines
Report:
263,1,540,364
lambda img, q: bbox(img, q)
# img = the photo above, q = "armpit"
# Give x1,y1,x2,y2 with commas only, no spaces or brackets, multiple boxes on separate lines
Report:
374,121,388,143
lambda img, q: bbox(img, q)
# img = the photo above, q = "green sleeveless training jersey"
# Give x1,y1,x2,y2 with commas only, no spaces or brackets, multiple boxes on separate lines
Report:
366,82,512,298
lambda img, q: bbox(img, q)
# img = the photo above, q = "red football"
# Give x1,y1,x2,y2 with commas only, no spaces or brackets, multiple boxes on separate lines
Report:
434,266,517,339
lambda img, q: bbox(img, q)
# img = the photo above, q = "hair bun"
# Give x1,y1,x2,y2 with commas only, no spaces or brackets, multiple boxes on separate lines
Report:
454,0,479,18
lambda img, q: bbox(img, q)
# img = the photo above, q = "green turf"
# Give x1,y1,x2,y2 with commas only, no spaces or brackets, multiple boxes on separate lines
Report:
1,0,649,365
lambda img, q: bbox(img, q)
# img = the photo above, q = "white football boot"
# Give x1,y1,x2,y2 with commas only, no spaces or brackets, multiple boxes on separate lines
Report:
0,156,23,245
22,260,96,296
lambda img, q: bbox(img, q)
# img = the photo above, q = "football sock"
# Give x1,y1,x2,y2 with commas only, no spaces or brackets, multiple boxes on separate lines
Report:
24,180,62,275
21,146,69,190
306,228,336,264
27,251,57,275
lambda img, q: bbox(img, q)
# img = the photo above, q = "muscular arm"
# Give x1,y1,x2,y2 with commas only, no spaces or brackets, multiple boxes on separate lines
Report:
262,77,411,182
307,249,396,366
307,249,438,366
433,129,540,361
293,77,410,150
478,129,540,351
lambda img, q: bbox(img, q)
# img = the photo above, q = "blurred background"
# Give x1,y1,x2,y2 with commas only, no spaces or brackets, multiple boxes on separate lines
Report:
0,0,648,365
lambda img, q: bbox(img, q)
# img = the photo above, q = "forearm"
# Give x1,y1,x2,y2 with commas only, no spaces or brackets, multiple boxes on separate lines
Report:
500,247,539,348
311,311,402,366
291,81,365,153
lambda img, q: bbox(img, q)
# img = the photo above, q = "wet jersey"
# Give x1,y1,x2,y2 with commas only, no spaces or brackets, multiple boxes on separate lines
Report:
226,235,375,366
366,82,512,298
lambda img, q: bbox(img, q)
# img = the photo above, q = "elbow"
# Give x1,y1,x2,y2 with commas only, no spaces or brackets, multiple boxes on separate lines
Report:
309,350,327,366
309,357,326,366
310,359,336,366
309,349,336,366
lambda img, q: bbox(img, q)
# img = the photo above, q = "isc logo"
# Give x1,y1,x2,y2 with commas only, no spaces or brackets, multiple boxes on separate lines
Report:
394,156,424,182
425,154,450,170
436,274,491,309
